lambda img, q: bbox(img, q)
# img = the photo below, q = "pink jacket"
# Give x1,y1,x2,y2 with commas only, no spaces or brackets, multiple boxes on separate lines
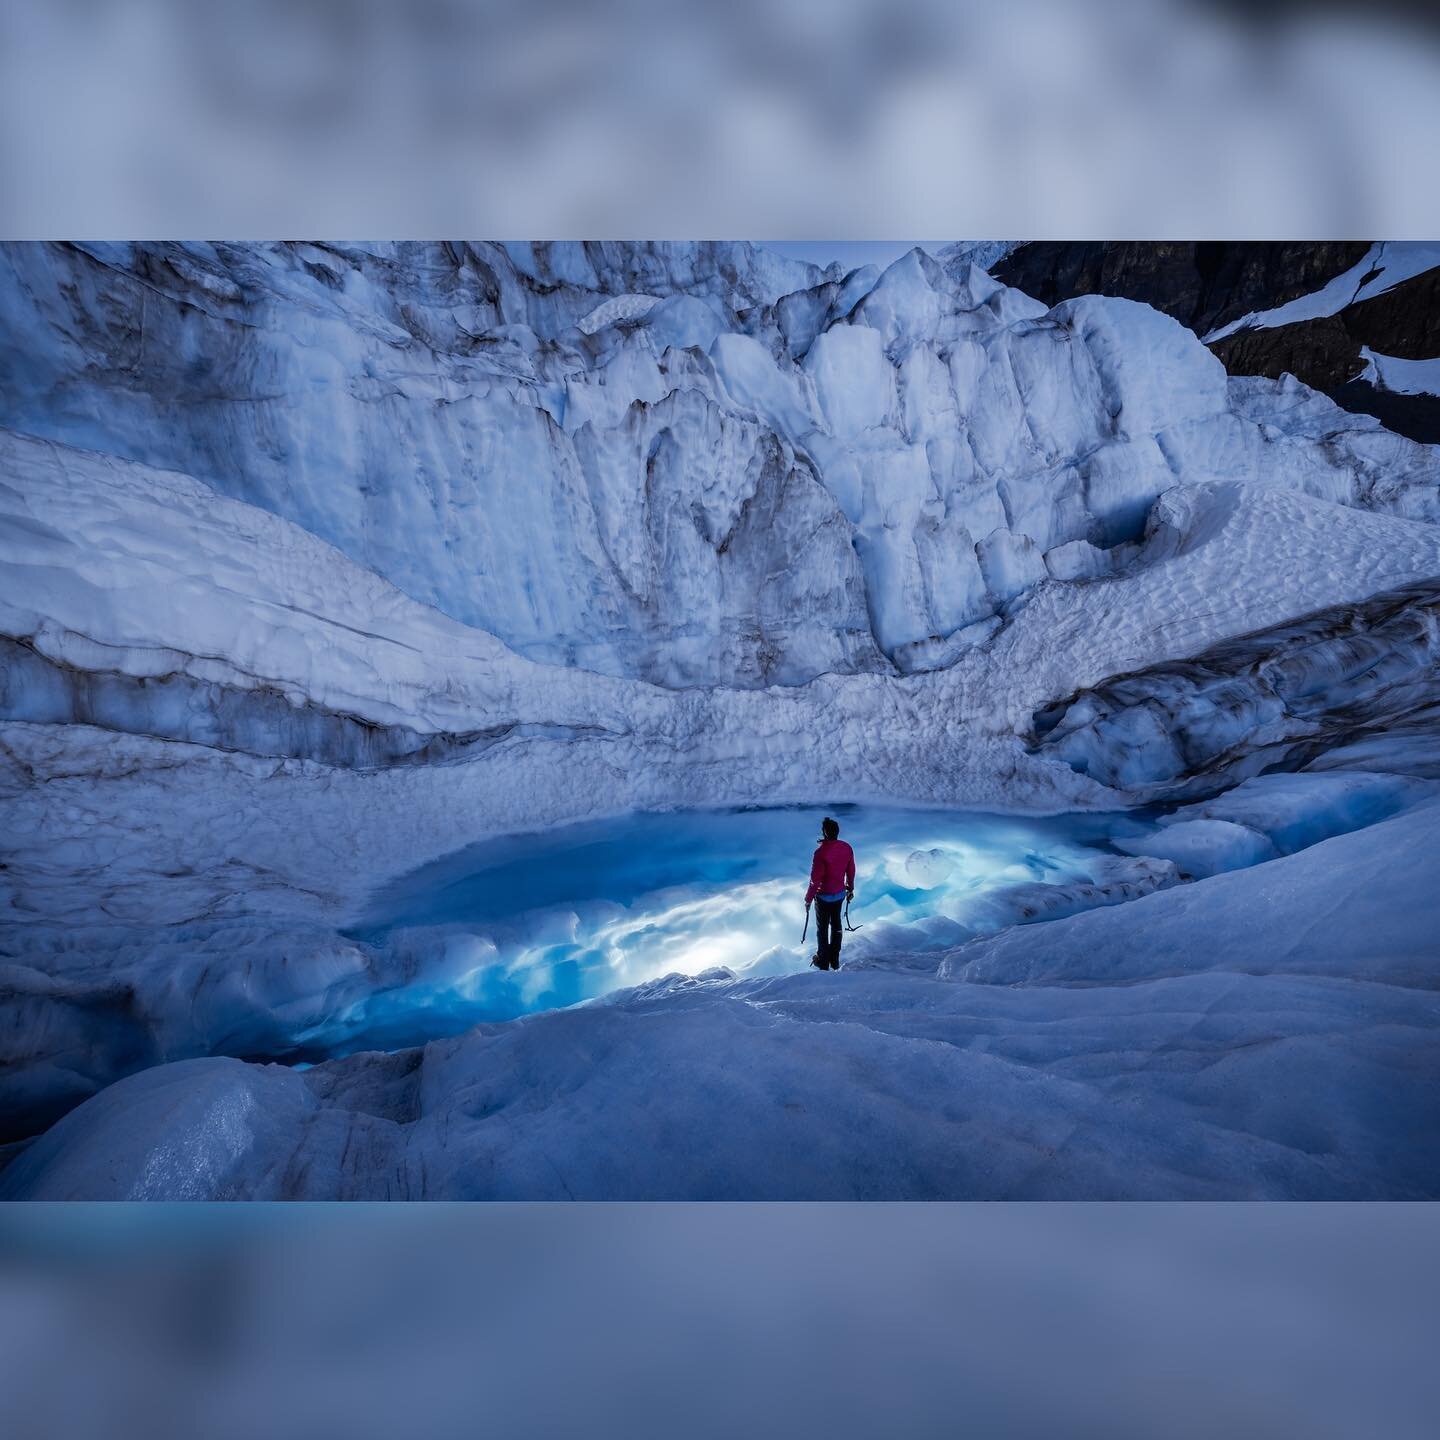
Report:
805,838,856,905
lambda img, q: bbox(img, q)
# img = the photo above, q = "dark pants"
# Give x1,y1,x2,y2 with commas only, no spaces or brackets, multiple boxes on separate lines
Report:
815,898,844,969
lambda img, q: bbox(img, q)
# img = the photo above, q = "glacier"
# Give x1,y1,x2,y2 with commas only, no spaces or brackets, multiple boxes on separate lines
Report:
1,240,1438,1197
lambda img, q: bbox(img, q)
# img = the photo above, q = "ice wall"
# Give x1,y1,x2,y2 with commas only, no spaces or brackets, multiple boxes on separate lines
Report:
1033,576,1440,802
4,241,1436,687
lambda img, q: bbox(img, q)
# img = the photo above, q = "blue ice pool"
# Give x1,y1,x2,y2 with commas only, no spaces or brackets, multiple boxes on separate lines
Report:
303,803,1157,1059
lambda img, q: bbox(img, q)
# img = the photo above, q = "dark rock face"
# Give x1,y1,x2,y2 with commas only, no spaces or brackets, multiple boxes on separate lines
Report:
1326,380,1440,448
994,242,1440,443
1211,263,1440,442
994,241,1373,336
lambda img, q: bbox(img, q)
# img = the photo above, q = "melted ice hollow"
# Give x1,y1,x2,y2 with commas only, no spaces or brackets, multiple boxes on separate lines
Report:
317,805,1159,1056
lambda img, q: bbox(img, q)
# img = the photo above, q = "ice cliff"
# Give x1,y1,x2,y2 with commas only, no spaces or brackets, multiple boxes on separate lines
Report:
3,242,1436,689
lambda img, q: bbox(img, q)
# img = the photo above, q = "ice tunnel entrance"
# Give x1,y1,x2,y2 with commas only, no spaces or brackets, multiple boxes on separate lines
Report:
298,805,1161,1061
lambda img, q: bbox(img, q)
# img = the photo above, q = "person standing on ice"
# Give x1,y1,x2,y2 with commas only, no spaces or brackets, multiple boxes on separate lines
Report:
805,816,856,970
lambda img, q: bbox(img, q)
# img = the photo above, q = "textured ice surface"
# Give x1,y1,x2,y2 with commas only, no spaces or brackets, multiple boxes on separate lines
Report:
904,847,954,888
7,801,1438,1201
8,430,1440,774
945,797,1440,993
302,805,1163,1057
1033,576,1440,803
2,239,1439,1195
4,242,1438,688
1158,771,1427,854
1115,818,1279,879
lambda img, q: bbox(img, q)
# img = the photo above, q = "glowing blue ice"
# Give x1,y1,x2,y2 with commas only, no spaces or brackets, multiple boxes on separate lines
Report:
305,804,1159,1058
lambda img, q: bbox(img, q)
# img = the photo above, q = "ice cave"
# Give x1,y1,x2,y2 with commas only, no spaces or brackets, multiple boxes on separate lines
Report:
1,240,1438,1199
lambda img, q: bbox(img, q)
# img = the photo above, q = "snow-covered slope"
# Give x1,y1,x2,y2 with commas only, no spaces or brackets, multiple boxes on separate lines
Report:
2,240,1439,1194
1203,243,1440,343
1361,348,1440,399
